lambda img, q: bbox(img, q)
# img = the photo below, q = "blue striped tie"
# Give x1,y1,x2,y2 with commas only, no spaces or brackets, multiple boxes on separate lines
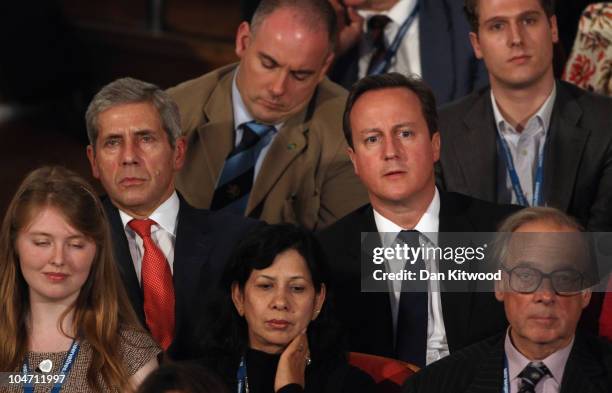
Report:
211,121,275,214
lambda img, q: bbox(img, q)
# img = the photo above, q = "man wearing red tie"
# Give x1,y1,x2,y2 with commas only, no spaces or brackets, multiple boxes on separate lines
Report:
85,77,258,359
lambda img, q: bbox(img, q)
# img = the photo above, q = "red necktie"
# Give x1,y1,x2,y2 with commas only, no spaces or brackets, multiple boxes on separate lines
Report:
129,219,175,350
600,276,612,340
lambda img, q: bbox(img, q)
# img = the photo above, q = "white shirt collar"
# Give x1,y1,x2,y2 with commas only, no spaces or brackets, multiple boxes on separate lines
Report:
504,328,574,385
359,0,415,29
491,84,557,136
374,187,440,247
119,191,179,237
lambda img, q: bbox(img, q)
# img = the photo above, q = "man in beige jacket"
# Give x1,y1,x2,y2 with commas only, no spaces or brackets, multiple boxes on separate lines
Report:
168,0,367,230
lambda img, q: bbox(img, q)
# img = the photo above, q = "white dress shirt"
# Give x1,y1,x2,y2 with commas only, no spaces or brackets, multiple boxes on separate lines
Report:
491,85,556,205
373,187,450,365
119,191,179,283
357,0,422,79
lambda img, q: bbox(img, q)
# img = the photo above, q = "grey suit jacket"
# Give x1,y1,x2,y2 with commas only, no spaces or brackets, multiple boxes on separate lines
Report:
403,332,612,393
167,64,368,230
437,80,612,230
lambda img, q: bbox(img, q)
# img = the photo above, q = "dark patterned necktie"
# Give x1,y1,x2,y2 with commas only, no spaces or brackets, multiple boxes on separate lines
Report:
211,121,275,213
395,229,428,367
367,15,391,75
518,362,551,393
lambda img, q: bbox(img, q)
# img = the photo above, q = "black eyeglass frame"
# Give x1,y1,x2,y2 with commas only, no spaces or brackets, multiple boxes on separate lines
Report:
500,264,586,296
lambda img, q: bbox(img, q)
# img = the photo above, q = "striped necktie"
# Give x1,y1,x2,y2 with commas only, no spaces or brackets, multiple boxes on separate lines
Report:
518,362,551,393
211,121,275,214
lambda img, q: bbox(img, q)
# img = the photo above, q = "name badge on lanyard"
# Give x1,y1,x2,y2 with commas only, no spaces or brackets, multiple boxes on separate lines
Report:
368,2,420,76
22,340,80,393
497,133,546,207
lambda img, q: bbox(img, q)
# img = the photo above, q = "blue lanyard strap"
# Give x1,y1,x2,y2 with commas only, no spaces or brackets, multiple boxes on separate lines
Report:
22,340,80,393
368,2,420,75
496,132,546,207
503,354,510,393
236,356,248,393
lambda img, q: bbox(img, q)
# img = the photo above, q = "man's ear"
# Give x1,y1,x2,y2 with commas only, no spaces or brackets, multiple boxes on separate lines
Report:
86,145,100,179
231,282,245,316
432,131,441,163
347,146,359,176
469,31,483,60
235,21,252,58
318,51,336,83
549,15,559,44
173,136,187,171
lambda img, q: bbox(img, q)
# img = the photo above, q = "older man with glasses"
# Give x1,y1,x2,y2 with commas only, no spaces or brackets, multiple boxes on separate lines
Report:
403,207,612,393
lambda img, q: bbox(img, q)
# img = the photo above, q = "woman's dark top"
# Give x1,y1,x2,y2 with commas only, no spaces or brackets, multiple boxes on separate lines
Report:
211,348,375,393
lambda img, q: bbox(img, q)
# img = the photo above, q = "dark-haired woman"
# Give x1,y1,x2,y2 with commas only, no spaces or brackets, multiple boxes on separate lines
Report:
196,224,374,392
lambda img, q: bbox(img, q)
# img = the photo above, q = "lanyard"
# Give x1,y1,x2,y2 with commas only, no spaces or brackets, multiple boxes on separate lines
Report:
368,2,420,75
496,133,545,207
22,340,80,393
502,354,510,393
236,356,249,393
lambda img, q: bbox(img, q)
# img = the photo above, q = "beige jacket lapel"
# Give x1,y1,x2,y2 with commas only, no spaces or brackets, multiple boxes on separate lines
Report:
192,71,235,206
246,112,308,215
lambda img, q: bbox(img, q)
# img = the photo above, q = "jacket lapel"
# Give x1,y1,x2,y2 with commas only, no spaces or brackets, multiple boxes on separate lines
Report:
543,82,589,212
464,335,506,393
419,0,454,103
172,197,214,330
246,106,308,215
560,335,609,393
459,91,498,202
189,72,235,207
102,197,145,324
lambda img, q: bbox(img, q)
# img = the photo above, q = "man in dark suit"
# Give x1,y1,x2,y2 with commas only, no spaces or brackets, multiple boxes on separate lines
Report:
327,0,488,105
437,0,612,231
318,73,519,367
85,77,258,360
403,207,612,393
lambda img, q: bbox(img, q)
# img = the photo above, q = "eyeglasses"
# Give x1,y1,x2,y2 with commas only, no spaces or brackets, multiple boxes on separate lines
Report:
501,265,585,296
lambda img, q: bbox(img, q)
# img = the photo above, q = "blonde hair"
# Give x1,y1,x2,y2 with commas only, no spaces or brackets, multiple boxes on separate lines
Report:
0,166,142,392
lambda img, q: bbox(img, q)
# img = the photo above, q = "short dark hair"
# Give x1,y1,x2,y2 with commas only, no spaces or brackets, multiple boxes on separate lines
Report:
251,0,337,48
464,0,556,32
342,73,438,148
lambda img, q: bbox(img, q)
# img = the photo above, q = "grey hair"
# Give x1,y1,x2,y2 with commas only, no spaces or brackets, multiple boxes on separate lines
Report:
85,77,181,148
491,207,596,287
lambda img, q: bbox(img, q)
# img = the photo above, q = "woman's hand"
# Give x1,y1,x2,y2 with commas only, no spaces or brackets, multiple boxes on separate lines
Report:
274,330,310,392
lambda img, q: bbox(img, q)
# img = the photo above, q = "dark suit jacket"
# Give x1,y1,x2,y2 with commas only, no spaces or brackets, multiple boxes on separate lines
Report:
329,0,488,105
402,332,612,393
317,191,519,359
102,195,259,360
437,80,612,231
